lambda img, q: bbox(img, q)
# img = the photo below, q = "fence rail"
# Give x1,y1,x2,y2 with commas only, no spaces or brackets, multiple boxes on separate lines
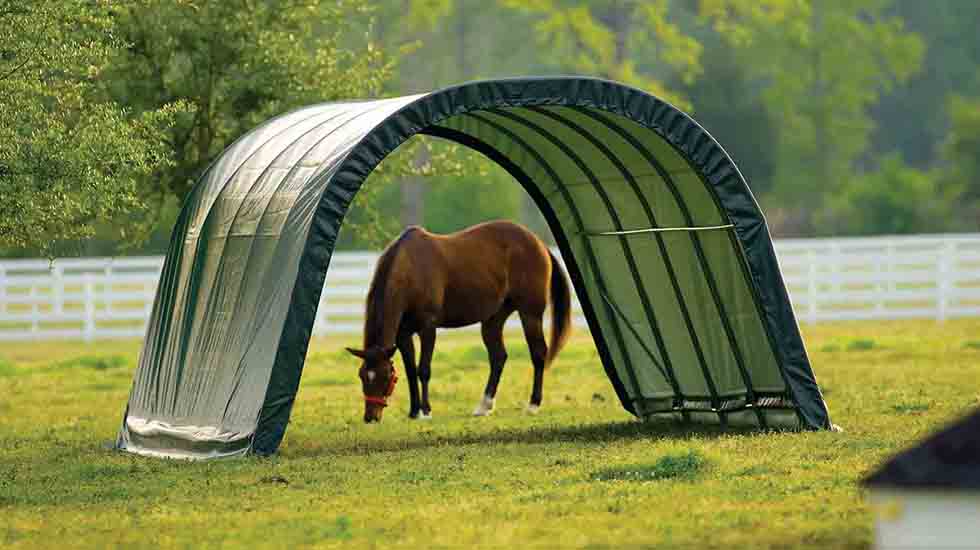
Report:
2,233,980,341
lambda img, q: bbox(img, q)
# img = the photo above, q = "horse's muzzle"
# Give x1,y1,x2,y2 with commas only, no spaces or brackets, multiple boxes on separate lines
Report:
364,405,384,423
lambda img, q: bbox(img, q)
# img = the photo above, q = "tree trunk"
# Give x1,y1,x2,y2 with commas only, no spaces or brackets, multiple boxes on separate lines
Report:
455,0,469,78
597,2,632,77
811,4,831,234
401,146,429,227
400,179,424,227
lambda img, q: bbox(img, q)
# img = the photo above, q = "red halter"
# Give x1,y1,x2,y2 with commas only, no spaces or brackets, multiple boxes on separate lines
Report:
364,367,398,407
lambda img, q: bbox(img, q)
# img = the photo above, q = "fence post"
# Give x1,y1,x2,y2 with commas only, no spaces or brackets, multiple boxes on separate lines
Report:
314,296,327,337
807,249,818,324
104,262,113,318
30,279,39,335
0,264,6,319
887,240,897,317
937,239,954,322
144,279,154,321
831,241,842,319
53,263,64,316
83,273,96,342
876,241,891,316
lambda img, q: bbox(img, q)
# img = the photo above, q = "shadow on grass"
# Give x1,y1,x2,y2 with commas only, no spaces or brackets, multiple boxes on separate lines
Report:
284,419,768,459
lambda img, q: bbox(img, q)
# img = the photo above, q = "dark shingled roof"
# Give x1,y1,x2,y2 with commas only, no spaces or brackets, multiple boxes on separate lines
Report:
864,407,980,490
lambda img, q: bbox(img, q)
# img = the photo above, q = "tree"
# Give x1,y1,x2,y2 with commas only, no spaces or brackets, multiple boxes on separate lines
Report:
500,0,702,109
680,25,778,197
0,0,179,256
823,154,947,235
871,1,980,168
700,0,924,233
106,0,394,204
346,1,541,241
943,94,980,230
338,136,489,249
94,0,440,252
95,0,406,252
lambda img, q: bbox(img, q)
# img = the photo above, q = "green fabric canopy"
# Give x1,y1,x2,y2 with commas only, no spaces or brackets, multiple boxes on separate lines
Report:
117,77,832,459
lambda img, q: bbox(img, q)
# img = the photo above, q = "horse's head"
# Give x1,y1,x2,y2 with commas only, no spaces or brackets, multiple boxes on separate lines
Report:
346,346,398,423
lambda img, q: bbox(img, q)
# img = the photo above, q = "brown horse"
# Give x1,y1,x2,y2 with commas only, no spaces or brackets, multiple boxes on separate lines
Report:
345,220,573,423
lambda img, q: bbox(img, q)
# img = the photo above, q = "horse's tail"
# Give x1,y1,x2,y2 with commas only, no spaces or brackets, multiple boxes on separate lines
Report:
547,250,573,366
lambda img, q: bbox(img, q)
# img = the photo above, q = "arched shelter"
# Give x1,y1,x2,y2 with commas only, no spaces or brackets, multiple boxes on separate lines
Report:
117,77,832,459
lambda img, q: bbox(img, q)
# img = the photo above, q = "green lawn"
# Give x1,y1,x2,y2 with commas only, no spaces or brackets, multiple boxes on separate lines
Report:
2,320,980,548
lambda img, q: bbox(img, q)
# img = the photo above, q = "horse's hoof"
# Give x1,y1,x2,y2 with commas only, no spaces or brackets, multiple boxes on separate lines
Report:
525,403,541,415
473,395,495,416
418,412,432,420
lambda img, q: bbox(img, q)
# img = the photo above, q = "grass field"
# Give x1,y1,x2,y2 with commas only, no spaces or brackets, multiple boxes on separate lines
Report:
2,319,980,548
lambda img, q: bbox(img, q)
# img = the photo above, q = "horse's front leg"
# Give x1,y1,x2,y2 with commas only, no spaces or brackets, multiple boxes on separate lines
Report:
474,308,512,416
418,326,436,418
397,330,422,419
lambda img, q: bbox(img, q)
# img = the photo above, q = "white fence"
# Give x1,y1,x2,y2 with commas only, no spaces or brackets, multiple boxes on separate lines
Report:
2,234,980,341
777,234,980,323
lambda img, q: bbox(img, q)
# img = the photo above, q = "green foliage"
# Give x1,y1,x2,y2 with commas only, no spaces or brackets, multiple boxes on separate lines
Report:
591,450,709,481
106,0,395,203
423,172,523,234
500,0,701,109
0,358,17,378
823,154,948,235
338,137,493,249
845,339,877,352
872,1,980,168
943,94,980,229
890,401,930,414
2,319,980,547
701,0,924,230
0,0,182,256
54,355,128,371
681,31,778,196
8,0,980,255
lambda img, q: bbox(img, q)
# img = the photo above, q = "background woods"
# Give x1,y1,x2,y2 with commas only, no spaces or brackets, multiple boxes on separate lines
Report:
3,0,980,257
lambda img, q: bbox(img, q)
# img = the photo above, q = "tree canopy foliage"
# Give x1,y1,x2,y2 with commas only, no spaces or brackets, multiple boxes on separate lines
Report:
5,0,980,257
944,95,980,227
107,0,394,202
700,0,924,231
500,0,702,109
0,0,179,255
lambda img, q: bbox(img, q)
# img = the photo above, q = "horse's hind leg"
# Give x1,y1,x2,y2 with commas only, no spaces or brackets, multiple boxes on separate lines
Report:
418,326,436,418
518,309,548,414
397,329,422,419
474,308,512,416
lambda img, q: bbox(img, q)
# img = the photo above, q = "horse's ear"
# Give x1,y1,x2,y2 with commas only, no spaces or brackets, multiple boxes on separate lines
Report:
384,346,397,359
345,347,367,360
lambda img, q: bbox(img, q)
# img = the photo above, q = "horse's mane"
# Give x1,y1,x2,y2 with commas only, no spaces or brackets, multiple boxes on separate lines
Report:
363,227,417,348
